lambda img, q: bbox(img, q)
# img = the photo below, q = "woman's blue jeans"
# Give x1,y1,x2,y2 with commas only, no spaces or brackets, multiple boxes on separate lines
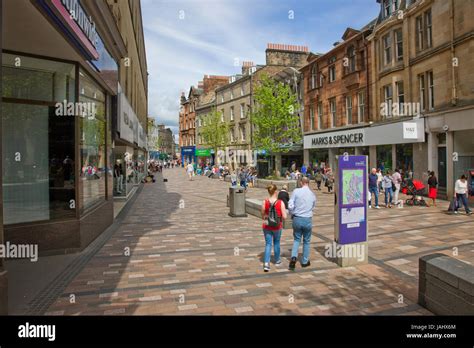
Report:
263,229,282,263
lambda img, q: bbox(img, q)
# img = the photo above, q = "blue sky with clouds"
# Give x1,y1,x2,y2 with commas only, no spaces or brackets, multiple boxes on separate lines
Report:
142,0,381,137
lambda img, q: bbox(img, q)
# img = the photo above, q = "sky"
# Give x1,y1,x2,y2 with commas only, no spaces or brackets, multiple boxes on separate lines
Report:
142,0,381,139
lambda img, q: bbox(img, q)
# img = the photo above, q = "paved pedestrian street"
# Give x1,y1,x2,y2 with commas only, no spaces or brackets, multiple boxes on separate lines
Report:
45,168,474,315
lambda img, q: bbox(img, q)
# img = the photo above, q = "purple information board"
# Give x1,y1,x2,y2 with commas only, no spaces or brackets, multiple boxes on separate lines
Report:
336,155,368,244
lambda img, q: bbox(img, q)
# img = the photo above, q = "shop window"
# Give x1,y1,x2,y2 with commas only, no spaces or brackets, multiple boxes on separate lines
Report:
79,69,107,213
1,53,76,224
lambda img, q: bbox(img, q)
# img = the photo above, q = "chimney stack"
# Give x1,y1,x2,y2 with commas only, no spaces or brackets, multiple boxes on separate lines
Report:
241,61,255,75
265,43,310,68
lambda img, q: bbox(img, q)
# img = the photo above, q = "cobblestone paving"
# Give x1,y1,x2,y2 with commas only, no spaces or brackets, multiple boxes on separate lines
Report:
46,168,474,315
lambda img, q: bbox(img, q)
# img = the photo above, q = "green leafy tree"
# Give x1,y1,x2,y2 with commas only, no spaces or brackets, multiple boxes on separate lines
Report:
250,74,301,154
200,107,229,162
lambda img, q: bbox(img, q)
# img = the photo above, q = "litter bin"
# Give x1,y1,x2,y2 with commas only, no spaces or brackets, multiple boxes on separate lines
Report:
229,187,247,217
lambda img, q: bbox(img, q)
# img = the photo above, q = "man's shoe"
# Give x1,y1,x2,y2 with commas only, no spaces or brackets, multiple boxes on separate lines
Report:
301,261,311,268
289,257,297,270
263,263,270,272
275,259,282,266
375,206,380,209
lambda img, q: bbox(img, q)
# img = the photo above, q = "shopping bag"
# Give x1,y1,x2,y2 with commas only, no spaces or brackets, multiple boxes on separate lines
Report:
448,198,458,212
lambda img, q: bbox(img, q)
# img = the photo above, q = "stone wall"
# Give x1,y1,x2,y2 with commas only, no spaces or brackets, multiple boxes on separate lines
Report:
419,253,474,315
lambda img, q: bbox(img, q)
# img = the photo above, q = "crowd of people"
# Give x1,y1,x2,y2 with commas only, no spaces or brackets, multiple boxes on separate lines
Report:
184,161,258,189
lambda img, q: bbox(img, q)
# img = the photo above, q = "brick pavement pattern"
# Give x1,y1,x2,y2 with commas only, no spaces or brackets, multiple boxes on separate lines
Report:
46,168,474,315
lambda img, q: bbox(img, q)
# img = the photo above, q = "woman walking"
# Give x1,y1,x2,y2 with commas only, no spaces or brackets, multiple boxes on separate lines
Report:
261,184,287,272
382,170,394,208
427,171,438,207
454,175,472,215
392,168,402,206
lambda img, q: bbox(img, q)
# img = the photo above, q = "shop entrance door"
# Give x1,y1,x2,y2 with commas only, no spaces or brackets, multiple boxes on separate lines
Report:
438,147,447,193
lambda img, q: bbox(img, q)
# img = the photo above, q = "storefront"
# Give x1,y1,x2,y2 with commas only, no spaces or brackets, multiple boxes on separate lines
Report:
1,0,123,253
426,108,474,200
304,118,425,177
181,146,196,166
195,148,213,166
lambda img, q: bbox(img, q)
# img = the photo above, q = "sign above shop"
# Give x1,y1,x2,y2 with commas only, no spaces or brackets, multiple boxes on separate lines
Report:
195,148,211,157
403,122,418,139
37,0,100,60
304,118,425,149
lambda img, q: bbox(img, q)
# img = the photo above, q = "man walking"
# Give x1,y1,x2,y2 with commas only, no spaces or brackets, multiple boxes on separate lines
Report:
288,177,316,270
369,168,380,208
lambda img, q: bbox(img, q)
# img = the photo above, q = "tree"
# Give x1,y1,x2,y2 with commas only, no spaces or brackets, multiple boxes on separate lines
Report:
200,107,230,163
250,74,301,154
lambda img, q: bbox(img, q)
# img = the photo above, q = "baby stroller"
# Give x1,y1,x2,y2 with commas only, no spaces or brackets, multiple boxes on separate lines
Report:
401,179,427,206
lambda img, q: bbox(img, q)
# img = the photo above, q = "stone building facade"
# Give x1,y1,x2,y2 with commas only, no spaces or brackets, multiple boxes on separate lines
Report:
302,23,375,171
369,0,474,198
214,44,310,169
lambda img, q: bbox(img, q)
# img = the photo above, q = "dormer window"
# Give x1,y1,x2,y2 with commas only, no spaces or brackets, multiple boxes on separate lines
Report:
383,0,392,18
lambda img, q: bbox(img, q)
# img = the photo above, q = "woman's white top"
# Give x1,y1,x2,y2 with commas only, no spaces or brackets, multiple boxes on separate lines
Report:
455,180,468,194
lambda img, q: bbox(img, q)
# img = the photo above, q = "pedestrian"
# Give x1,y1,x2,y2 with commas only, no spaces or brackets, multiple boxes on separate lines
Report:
278,185,290,210
454,175,472,215
427,171,438,207
291,161,296,173
376,168,383,192
326,172,334,193
369,168,380,209
314,170,323,191
301,163,307,177
288,177,316,270
382,170,394,208
261,184,287,272
186,162,194,181
392,168,402,207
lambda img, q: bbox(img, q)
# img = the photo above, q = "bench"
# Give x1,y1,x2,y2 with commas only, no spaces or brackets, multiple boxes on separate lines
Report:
419,253,474,315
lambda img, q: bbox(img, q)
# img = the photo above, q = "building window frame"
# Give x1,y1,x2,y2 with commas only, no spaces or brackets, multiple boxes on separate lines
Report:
345,95,353,124
357,91,365,123
329,98,336,127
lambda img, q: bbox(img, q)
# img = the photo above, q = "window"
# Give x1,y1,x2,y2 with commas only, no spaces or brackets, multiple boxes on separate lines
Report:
79,69,106,212
230,89,234,100
240,126,246,141
230,128,235,142
359,49,365,71
347,46,356,73
319,72,324,87
198,118,202,127
418,74,425,111
220,94,224,103
425,10,432,48
241,85,244,96
428,71,434,110
383,0,392,18
395,29,403,61
309,106,315,130
396,81,404,115
240,103,245,118
311,65,317,89
329,65,336,82
358,91,365,122
221,109,224,122
230,106,234,121
416,10,432,52
317,102,323,129
346,95,353,124
383,84,393,118
329,98,336,127
383,33,392,65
